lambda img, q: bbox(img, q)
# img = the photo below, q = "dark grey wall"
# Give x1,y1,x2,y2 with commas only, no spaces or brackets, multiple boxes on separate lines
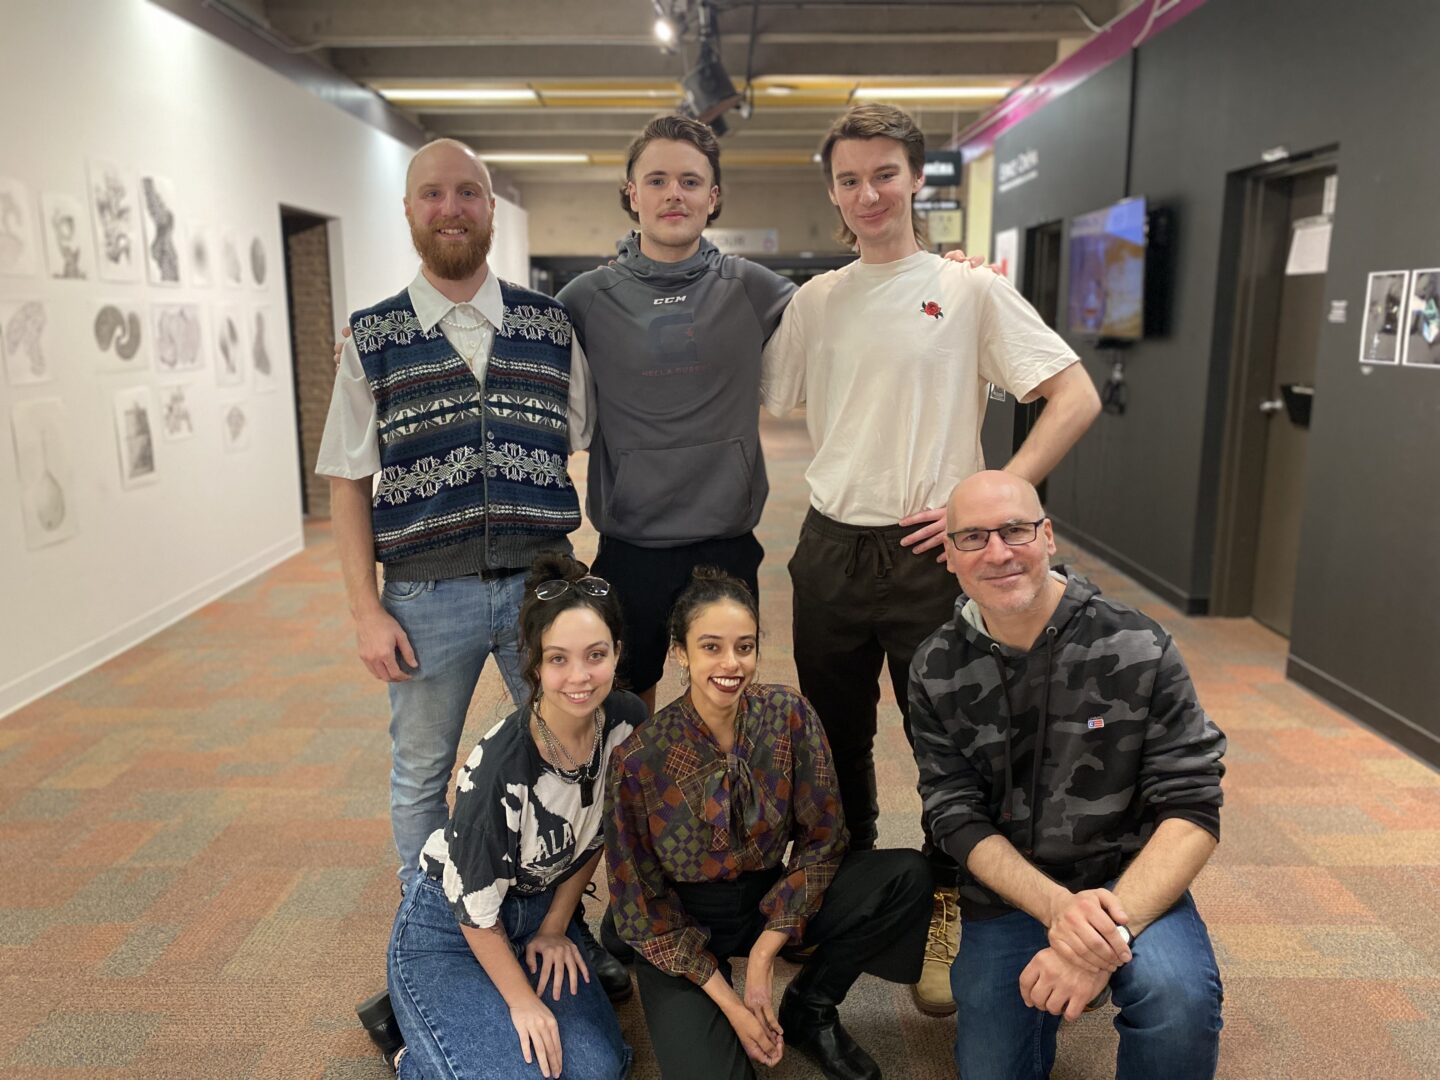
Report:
989,0,1440,762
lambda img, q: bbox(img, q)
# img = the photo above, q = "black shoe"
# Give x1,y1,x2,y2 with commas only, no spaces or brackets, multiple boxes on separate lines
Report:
777,963,880,1080
576,916,633,1003
357,988,406,1066
600,905,636,966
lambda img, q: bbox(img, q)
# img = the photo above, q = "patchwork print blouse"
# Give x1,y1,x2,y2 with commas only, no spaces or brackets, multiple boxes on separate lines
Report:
604,684,847,985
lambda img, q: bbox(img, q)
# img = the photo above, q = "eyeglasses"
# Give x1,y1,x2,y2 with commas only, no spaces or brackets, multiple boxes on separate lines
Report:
946,519,1046,552
534,576,611,601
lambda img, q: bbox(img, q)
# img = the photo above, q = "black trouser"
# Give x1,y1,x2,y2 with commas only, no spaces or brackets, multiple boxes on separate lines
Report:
592,531,764,694
636,850,932,1080
789,508,961,884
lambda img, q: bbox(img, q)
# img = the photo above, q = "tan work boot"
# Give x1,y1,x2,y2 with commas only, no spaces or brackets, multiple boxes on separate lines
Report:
910,885,959,1016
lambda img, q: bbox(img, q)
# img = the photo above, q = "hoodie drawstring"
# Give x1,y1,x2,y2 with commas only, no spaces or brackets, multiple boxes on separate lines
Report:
990,626,1058,856
989,643,1016,824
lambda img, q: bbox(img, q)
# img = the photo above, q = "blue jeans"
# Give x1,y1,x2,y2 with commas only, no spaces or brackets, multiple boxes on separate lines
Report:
383,573,527,882
952,892,1222,1080
389,878,632,1080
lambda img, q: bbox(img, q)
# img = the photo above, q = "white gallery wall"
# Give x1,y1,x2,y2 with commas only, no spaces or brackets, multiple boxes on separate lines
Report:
0,0,529,716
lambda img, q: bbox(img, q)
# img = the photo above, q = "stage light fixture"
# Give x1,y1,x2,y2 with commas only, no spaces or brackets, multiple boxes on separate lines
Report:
679,3,740,130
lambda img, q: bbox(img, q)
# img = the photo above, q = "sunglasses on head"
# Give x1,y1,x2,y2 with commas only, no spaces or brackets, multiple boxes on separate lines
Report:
534,576,611,601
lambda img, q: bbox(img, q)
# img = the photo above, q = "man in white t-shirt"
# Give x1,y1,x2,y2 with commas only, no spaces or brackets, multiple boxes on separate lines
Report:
760,104,1101,1017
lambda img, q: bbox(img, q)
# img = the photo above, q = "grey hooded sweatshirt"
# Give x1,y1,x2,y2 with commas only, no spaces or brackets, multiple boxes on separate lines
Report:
557,233,794,547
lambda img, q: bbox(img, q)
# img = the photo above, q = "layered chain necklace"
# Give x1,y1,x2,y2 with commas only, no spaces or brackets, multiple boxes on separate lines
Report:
532,704,604,806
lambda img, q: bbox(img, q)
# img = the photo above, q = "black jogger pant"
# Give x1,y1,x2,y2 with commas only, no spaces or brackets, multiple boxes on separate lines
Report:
788,507,961,881
635,849,932,1080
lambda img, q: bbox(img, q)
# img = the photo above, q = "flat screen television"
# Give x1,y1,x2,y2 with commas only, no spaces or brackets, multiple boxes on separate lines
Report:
1067,196,1147,342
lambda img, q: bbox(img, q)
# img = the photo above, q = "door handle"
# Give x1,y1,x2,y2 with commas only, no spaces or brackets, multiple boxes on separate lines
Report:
1259,399,1284,414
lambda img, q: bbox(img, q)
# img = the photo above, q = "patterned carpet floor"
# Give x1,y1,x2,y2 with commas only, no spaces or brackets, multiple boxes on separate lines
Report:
2,412,1437,1078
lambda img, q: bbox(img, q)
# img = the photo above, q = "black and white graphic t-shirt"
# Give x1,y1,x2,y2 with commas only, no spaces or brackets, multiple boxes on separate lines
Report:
420,691,643,930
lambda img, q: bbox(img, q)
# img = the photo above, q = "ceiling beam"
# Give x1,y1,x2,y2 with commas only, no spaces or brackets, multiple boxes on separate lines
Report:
329,40,1059,80
264,0,1104,47
432,112,974,138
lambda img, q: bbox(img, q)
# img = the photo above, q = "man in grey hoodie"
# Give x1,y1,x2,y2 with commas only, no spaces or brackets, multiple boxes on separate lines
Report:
557,115,794,714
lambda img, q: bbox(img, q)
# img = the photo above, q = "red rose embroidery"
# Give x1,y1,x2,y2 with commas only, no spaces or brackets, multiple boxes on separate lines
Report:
922,301,944,319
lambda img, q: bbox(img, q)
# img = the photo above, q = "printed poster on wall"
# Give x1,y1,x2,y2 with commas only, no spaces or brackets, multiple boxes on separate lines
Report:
1400,268,1440,370
994,227,1019,284
11,398,78,549
1357,270,1408,366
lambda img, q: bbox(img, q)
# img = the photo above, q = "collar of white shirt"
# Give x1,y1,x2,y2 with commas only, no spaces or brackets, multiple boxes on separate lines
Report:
407,268,504,334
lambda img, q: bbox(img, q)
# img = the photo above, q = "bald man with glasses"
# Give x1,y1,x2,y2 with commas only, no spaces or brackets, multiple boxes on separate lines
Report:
908,469,1228,1080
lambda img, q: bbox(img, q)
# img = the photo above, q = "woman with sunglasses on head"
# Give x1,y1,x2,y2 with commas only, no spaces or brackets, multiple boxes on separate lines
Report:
605,567,933,1080
386,553,643,1080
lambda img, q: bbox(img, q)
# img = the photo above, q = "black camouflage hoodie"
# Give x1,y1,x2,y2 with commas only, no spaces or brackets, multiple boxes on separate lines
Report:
908,570,1226,920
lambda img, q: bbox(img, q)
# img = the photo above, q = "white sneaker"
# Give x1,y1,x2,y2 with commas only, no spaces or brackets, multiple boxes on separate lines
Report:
910,886,959,1017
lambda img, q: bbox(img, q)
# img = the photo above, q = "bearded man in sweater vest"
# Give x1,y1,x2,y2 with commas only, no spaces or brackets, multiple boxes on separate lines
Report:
317,139,588,890
910,470,1226,1080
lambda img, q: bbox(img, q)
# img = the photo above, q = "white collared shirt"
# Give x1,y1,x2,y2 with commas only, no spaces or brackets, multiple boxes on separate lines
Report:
316,269,593,479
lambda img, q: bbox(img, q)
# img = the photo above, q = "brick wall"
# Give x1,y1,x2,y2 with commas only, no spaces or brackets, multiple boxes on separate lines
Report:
285,221,334,518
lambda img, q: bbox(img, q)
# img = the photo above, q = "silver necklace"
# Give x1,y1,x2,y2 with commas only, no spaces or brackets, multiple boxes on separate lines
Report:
533,704,604,805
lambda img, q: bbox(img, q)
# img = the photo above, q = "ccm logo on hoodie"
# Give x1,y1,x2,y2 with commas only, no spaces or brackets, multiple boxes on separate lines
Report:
653,295,687,305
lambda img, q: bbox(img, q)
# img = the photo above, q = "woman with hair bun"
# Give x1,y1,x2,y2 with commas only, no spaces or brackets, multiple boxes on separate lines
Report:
385,552,642,1079
605,567,932,1080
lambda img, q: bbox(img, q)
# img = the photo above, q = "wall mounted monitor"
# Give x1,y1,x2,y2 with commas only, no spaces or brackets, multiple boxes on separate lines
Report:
1067,196,1147,342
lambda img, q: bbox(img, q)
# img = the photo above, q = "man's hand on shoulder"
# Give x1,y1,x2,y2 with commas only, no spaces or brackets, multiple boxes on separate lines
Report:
940,248,1004,276
1046,887,1132,972
1019,947,1111,1021
354,606,418,682
334,324,352,372
899,505,949,563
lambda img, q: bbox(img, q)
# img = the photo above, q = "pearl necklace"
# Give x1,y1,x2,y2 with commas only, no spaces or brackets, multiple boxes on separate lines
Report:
439,306,488,368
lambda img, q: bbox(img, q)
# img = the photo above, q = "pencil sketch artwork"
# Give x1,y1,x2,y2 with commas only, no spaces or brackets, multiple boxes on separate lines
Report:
87,159,141,283
221,230,243,286
11,397,78,549
92,300,146,372
40,191,91,280
158,383,195,441
189,224,214,287
141,174,182,285
0,176,40,277
2,299,51,386
215,304,245,386
249,234,267,287
151,303,205,375
113,385,159,489
222,401,249,453
252,305,277,392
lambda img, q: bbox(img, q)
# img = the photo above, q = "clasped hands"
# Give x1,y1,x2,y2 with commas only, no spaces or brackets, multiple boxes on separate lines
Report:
731,941,785,1067
1020,888,1132,1021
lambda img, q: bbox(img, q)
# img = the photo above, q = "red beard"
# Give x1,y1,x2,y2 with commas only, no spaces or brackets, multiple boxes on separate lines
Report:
411,217,493,281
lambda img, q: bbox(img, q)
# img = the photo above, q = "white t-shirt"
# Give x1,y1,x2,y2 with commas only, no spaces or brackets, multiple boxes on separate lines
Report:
315,268,593,480
760,252,1079,526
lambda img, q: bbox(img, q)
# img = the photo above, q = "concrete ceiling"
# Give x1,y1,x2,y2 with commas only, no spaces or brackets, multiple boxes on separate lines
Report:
224,0,1136,182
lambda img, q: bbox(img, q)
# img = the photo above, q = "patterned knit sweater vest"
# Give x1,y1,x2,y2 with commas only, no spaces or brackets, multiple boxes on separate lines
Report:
352,280,580,579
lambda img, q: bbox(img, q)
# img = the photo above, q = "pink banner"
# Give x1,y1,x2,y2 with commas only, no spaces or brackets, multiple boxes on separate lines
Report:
955,0,1211,162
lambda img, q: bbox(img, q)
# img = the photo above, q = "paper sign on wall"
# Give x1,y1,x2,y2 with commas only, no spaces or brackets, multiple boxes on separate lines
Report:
994,227,1019,283
1285,217,1331,275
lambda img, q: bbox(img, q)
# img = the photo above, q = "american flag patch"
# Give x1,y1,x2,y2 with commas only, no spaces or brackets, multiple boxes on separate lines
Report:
1087,717,1106,730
